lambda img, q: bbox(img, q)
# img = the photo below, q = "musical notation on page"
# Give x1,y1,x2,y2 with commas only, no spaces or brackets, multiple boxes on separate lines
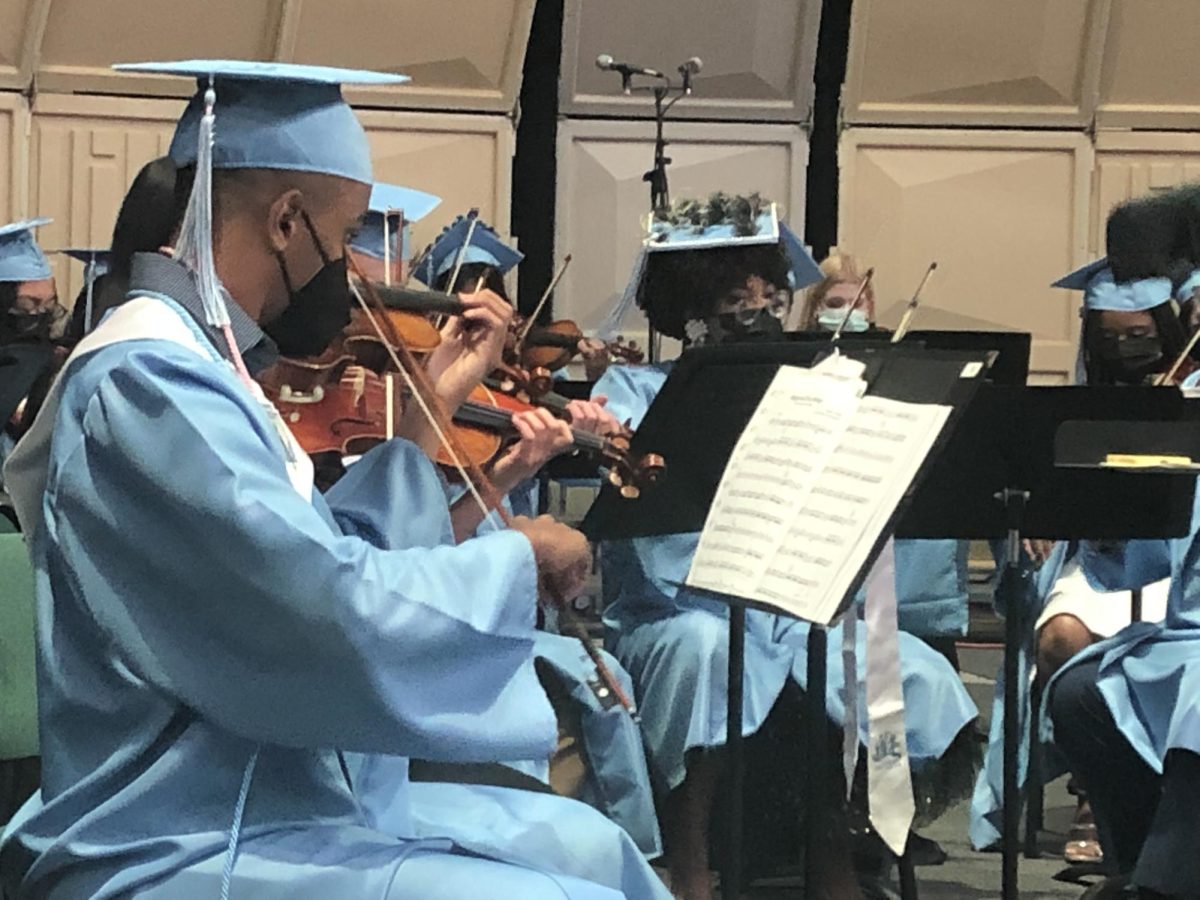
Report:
687,360,949,624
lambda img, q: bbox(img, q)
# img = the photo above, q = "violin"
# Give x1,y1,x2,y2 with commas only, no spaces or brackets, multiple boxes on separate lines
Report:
342,282,467,364
332,252,645,717
267,366,665,498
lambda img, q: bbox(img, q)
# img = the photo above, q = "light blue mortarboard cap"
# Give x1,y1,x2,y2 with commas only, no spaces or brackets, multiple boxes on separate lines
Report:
115,60,408,185
0,219,53,283
1052,257,1171,312
351,183,442,261
1083,269,1172,312
416,213,524,286
60,248,112,279
58,247,111,334
1051,257,1109,291
779,223,823,291
1175,267,1200,303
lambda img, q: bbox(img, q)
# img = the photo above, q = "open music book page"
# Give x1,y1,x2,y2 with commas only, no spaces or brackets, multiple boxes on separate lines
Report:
686,360,950,624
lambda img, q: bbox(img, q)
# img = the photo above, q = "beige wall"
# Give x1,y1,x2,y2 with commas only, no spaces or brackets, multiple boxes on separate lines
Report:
841,0,1200,384
0,0,534,306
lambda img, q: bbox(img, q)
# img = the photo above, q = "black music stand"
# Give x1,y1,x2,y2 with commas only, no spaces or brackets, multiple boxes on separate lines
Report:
583,340,993,899
895,384,1197,899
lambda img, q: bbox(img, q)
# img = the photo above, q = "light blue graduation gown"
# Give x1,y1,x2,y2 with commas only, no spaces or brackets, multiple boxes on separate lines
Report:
594,363,978,792
1048,522,1196,772
894,539,970,639
332,449,665,897
0,294,620,900
969,542,1071,849
437,482,662,858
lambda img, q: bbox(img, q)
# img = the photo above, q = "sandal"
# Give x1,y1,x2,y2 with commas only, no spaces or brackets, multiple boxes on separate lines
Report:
1064,821,1104,865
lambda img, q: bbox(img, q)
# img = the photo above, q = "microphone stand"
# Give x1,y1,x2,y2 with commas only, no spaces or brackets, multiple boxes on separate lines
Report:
600,59,698,362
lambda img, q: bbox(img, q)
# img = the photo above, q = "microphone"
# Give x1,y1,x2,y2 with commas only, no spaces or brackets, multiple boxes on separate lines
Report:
595,54,664,79
677,56,702,94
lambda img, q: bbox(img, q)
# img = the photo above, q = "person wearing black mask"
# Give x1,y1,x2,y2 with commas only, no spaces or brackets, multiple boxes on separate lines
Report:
1076,265,1187,387
591,195,983,900
0,218,62,527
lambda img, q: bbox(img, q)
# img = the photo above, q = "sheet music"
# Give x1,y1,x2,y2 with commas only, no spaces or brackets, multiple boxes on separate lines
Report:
687,363,950,624
686,363,864,595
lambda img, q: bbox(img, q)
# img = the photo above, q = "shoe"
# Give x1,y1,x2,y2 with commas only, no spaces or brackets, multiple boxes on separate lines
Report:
1064,822,1104,865
906,831,948,867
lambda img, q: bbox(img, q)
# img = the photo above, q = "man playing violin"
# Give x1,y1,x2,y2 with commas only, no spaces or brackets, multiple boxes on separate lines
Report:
0,59,661,900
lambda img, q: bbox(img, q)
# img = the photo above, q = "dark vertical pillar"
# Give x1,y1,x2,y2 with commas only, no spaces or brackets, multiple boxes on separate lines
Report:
511,0,565,321
805,0,853,261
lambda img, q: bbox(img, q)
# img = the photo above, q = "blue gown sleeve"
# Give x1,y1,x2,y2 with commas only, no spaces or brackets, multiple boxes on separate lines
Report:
52,345,554,759
1076,539,1173,591
324,439,456,549
592,365,668,430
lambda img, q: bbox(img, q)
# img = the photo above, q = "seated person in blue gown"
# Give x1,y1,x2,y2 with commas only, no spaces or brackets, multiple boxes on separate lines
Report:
591,194,980,900
970,258,1184,860
0,218,62,499
0,59,642,900
798,250,972,671
0,218,59,816
1046,188,1200,900
336,202,663,867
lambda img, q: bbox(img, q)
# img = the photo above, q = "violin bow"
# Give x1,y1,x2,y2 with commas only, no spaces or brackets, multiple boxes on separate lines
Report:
830,268,875,343
445,209,480,298
345,253,639,718
891,261,937,343
1156,323,1200,386
515,254,573,353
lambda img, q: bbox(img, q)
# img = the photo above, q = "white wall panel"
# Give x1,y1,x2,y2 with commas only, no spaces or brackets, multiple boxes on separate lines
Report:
359,110,515,257
561,0,820,122
0,93,30,224
556,119,808,344
1096,0,1200,129
839,129,1093,383
32,0,533,113
25,95,513,307
844,0,1108,128
1091,132,1200,256
29,94,178,304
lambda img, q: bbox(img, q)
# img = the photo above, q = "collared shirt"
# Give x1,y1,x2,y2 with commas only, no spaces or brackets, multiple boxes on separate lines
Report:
127,252,279,375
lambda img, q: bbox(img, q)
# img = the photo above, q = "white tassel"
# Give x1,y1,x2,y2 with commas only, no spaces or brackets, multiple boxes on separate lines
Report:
175,80,233,329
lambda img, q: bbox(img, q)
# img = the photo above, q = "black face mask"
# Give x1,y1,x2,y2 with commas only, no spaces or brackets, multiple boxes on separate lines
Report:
1094,334,1164,385
263,212,352,359
695,308,785,346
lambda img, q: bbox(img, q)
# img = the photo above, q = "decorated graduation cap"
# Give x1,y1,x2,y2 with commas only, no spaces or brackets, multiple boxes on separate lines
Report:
350,182,442,271
113,60,406,330
596,193,819,339
0,219,53,283
414,212,524,288
59,248,112,335
1052,257,1172,312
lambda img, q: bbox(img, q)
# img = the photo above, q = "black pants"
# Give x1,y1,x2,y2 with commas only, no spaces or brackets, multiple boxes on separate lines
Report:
1051,658,1200,898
